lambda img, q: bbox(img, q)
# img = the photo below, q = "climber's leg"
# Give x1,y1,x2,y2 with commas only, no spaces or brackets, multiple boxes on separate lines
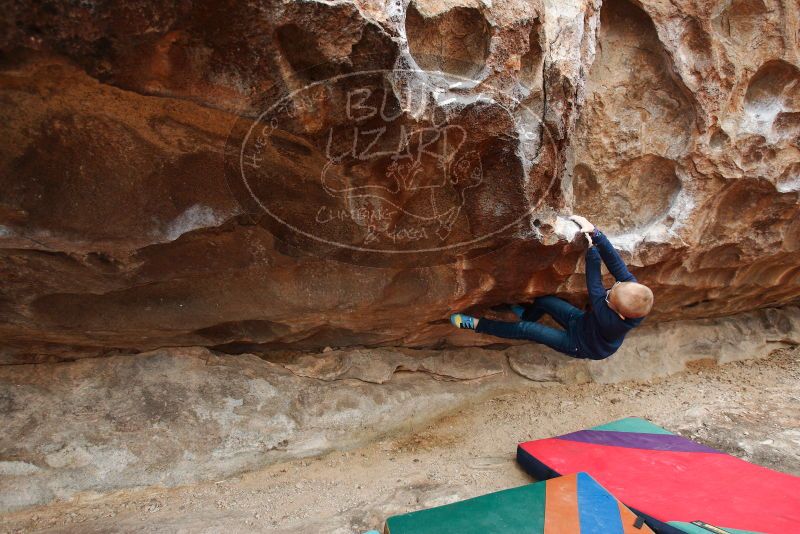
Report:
474,317,580,357
519,295,582,328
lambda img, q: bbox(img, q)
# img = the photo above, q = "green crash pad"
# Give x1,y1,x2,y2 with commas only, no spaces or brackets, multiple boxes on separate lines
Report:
385,472,652,534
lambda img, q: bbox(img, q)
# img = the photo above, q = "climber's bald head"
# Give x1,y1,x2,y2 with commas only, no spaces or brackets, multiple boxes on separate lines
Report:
610,282,654,319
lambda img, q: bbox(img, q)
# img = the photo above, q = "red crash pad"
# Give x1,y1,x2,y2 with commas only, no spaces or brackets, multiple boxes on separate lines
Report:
516,418,800,534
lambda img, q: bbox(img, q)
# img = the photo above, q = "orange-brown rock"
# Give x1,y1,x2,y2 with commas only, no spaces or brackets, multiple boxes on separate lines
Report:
0,0,798,362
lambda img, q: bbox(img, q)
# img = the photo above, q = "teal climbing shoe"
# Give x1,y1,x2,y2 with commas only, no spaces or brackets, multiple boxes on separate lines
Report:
450,313,477,330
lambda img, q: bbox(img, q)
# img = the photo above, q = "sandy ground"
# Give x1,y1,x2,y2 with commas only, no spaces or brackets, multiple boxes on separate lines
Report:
1,347,798,533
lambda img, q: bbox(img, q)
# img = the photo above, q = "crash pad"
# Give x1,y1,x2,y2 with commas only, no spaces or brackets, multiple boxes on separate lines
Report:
517,417,799,534
385,471,654,533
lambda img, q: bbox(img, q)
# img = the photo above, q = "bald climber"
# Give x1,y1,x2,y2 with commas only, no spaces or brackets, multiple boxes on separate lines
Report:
450,215,653,360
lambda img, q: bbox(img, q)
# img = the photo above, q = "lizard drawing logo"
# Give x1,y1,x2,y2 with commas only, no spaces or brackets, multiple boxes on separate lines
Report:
319,123,483,241
225,62,559,266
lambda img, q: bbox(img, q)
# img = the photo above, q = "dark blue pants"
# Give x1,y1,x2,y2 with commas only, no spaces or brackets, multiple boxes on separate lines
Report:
475,296,584,358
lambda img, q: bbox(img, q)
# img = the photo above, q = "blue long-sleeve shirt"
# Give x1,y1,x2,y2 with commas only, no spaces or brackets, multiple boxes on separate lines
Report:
576,228,644,359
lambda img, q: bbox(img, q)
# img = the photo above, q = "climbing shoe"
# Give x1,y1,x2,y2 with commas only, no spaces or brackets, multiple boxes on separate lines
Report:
450,313,477,330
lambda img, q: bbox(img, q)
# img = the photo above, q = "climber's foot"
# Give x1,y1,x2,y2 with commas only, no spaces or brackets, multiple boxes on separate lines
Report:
450,313,478,330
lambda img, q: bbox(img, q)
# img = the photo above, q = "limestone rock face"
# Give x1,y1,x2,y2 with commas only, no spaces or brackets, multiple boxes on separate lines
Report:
0,0,798,360
1,307,797,512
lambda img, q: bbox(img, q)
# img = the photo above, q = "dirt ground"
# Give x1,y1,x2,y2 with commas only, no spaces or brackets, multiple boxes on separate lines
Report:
1,347,798,533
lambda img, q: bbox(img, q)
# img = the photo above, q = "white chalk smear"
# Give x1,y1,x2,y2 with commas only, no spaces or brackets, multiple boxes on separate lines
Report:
164,205,227,241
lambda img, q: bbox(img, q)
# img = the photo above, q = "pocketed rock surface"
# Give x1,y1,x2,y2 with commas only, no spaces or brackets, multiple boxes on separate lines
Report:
0,346,797,533
0,0,798,360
